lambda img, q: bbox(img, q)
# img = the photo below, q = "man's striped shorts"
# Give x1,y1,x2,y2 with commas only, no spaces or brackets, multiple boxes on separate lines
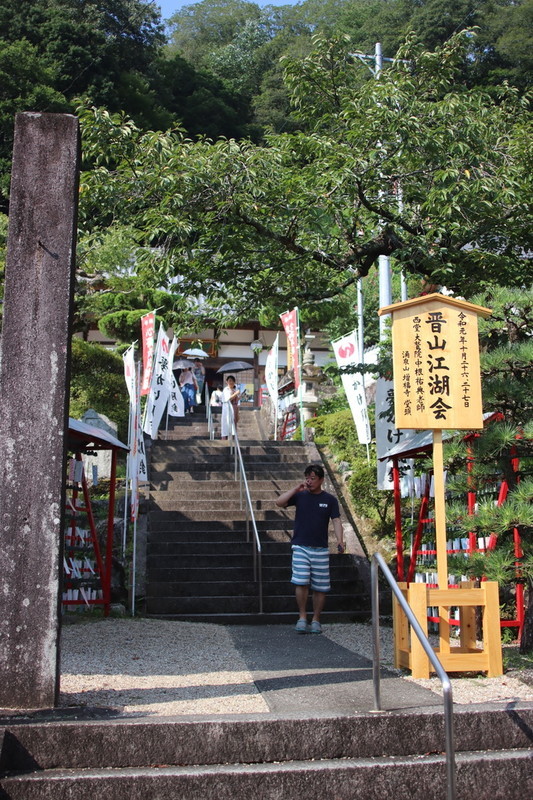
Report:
291,545,331,593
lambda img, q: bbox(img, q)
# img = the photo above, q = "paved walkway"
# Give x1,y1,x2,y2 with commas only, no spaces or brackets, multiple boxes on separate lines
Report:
230,625,441,715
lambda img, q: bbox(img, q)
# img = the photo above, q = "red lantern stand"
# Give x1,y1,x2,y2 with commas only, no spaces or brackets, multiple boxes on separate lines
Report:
63,418,129,616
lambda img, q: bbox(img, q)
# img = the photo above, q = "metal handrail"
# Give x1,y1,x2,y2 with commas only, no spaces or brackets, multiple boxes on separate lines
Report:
225,401,263,614
371,552,456,800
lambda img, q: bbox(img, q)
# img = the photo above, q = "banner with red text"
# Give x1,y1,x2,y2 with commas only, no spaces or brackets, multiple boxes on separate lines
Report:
140,311,156,396
280,308,300,391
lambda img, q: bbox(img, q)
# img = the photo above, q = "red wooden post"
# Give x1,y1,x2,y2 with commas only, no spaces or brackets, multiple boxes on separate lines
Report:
392,457,404,581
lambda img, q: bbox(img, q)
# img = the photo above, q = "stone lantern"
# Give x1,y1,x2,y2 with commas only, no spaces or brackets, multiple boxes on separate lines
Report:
300,342,322,424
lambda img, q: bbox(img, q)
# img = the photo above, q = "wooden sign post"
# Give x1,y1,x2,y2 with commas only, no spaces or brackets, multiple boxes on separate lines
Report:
379,294,503,678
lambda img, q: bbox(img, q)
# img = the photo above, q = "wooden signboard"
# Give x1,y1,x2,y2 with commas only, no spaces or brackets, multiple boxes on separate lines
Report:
379,294,502,678
380,294,491,431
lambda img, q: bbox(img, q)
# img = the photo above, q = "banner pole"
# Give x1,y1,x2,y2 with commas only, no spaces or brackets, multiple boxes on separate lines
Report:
296,308,305,441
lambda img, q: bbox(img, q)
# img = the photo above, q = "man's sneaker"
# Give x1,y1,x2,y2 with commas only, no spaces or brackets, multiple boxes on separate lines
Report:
310,620,322,634
295,619,308,633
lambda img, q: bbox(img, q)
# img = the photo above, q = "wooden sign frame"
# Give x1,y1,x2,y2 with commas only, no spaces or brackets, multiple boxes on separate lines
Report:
380,294,491,431
379,293,502,677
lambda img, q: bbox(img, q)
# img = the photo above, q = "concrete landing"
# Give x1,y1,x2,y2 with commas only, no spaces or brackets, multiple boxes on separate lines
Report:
230,625,441,714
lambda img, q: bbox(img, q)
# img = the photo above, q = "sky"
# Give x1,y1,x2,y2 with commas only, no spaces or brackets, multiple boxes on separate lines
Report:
156,0,299,22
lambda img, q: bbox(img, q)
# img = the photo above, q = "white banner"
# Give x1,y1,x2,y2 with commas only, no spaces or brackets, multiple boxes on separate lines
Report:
332,331,371,445
143,324,171,439
265,334,279,403
167,337,184,417
375,378,409,490
123,344,135,404
265,334,279,439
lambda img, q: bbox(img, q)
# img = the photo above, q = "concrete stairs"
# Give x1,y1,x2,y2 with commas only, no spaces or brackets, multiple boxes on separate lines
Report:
1,705,532,798
145,409,369,622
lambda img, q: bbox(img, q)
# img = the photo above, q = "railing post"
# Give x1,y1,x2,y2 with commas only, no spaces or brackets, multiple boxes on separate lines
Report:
230,416,263,615
371,556,382,711
372,553,456,800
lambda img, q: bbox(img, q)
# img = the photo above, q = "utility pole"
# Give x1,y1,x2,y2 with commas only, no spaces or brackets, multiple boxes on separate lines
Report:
350,43,410,337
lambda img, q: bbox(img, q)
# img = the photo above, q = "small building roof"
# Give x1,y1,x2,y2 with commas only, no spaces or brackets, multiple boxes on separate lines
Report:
68,418,129,452
380,412,500,460
378,292,492,318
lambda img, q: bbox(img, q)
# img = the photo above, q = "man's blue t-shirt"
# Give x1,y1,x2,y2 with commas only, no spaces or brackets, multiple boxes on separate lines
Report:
287,490,340,548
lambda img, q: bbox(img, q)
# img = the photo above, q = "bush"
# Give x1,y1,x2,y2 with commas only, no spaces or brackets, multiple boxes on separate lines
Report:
311,409,361,462
69,338,129,442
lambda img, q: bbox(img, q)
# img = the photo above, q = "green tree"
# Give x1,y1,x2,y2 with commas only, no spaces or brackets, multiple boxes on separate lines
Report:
78,32,532,327
69,338,129,439
0,0,167,204
167,0,262,66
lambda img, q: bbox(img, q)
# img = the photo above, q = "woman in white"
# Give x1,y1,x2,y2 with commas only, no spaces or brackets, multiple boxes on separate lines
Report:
221,375,241,439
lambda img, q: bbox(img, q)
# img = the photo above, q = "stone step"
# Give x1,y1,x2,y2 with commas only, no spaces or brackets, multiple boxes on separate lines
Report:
144,557,358,584
146,529,292,544
146,541,290,555
149,500,290,513
151,451,307,464
148,488,286,499
145,610,369,623
146,565,357,583
149,480,299,492
146,551,348,567
152,445,307,457
2,709,532,800
148,510,292,523
150,459,306,470
5,751,531,800
145,579,363,598
149,470,304,481
144,593,368,615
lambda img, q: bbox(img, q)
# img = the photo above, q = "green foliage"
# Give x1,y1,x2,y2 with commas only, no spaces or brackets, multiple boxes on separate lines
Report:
447,548,519,585
69,338,129,441
317,386,349,415
76,32,531,327
347,458,395,536
312,409,360,462
167,0,262,67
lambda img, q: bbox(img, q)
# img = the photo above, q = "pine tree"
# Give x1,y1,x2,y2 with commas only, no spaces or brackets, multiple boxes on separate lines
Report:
443,287,533,652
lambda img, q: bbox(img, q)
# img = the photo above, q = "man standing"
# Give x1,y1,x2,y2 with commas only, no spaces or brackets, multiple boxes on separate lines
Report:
275,464,345,634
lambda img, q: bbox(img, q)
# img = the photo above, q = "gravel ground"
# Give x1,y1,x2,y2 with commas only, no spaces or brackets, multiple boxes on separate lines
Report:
60,618,533,717
323,623,533,706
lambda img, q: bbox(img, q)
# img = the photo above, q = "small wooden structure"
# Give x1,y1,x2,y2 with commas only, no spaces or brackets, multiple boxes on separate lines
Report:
65,418,129,615
379,294,503,678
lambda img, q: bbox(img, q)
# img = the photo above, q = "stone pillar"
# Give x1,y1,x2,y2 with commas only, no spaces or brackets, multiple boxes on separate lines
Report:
301,347,321,424
0,113,80,709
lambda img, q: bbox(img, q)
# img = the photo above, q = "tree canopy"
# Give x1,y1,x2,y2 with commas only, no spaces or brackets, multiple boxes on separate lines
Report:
78,32,532,332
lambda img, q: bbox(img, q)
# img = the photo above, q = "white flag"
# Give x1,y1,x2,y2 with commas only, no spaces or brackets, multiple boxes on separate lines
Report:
265,334,279,438
375,378,409,491
166,337,185,417
123,344,135,404
265,334,279,403
143,324,171,439
332,332,371,445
